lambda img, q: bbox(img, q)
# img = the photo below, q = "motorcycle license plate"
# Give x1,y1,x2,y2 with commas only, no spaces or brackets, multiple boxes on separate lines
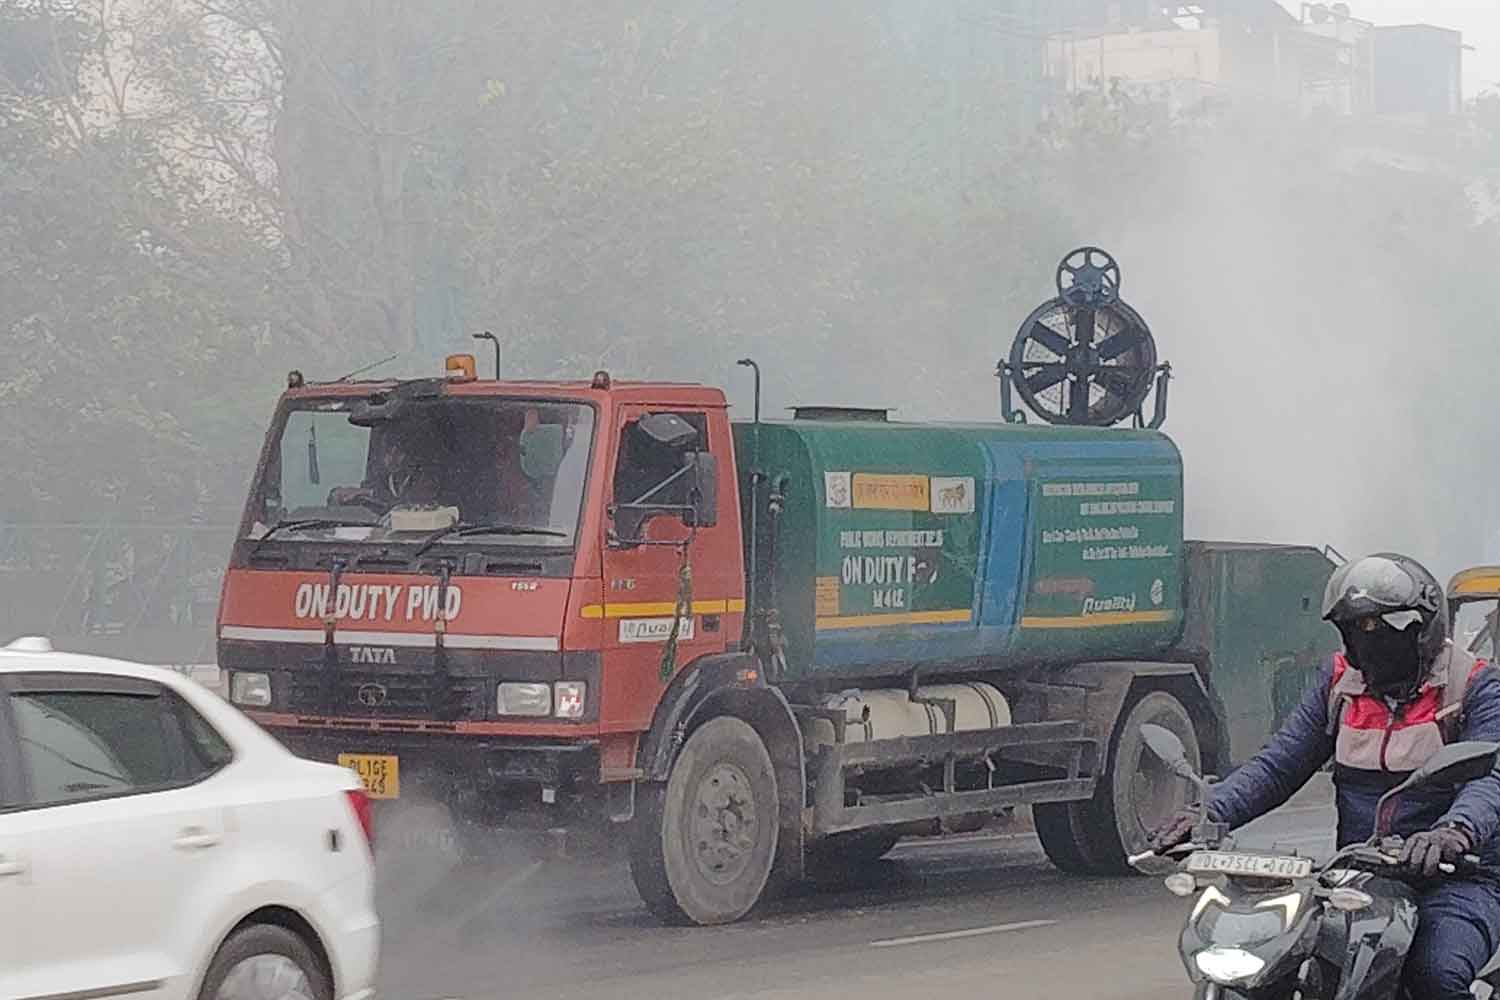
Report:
1187,851,1312,879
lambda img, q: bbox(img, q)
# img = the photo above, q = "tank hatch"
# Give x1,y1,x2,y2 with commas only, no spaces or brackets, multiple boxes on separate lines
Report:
790,406,891,422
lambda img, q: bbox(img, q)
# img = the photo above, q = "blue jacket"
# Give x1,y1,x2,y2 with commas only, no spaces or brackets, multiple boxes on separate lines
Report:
1209,659,1500,863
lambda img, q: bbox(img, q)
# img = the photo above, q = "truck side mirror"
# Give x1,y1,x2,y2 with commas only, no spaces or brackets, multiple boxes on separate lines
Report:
686,452,718,528
519,425,565,480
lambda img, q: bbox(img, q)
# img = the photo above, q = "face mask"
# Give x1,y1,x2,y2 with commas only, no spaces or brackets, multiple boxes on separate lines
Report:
1345,623,1422,695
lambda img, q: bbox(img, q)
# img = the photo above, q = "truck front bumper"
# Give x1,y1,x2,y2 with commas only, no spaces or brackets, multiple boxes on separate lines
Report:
267,725,606,826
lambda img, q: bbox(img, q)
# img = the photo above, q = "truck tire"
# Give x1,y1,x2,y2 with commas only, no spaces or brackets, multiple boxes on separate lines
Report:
628,716,780,925
1033,802,1103,873
1085,689,1201,874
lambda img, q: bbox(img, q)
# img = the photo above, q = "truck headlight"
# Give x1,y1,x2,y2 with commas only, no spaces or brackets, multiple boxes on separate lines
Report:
230,671,272,708
498,682,551,717
554,681,586,719
1194,948,1266,984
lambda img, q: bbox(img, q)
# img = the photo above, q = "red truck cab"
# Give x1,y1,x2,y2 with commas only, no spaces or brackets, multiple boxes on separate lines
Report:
218,363,744,827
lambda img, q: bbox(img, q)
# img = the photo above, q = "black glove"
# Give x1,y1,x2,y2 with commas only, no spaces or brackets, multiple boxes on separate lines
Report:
1148,808,1198,853
1399,824,1473,878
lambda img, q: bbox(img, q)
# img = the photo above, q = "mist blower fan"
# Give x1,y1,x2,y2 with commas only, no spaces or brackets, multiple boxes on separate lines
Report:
1000,246,1171,428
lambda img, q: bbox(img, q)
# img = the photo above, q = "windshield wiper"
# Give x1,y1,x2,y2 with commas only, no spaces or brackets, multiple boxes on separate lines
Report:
252,518,375,552
413,521,567,558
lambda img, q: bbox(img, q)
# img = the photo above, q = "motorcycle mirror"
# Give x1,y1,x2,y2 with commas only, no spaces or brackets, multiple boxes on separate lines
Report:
1373,740,1500,839
1408,740,1500,789
1141,723,1190,770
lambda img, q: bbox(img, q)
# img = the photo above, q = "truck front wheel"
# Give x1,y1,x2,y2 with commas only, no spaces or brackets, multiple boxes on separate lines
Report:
629,716,780,925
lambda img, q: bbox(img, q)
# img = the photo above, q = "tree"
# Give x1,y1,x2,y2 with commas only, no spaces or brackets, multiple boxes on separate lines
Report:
0,0,285,521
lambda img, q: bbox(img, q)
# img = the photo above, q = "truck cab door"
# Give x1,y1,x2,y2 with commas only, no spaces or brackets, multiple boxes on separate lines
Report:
599,405,742,730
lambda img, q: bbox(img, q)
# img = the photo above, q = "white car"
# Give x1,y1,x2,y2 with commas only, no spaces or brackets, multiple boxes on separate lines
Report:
0,638,378,1000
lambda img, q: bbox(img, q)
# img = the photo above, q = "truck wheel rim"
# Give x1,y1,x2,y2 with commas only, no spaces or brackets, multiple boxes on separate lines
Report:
215,955,315,1000
691,762,759,886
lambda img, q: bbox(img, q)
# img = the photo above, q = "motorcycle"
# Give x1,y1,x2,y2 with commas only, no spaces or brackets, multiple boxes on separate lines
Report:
1128,724,1500,999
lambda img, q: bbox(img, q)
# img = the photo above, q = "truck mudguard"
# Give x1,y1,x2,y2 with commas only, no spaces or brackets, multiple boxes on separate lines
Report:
640,651,759,781
1027,660,1223,772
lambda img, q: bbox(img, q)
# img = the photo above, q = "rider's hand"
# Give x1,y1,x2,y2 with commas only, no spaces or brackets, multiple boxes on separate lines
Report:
1399,824,1473,878
1148,808,1198,853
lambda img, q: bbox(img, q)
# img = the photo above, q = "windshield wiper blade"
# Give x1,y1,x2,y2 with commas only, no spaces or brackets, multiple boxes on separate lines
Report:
413,522,567,557
252,518,374,551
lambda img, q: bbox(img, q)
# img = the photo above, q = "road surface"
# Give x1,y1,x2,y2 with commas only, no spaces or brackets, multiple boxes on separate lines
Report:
371,782,1335,1000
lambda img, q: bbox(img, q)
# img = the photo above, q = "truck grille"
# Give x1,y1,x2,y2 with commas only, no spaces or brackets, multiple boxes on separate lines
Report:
285,670,484,720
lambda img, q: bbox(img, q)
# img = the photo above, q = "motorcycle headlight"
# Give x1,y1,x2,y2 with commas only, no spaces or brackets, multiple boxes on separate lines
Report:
1195,947,1267,984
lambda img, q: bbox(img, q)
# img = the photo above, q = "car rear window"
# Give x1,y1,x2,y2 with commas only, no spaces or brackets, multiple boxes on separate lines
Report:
11,684,229,807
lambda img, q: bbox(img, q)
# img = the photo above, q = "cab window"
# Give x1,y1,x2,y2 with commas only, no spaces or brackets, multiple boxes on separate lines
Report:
610,412,715,541
612,412,706,509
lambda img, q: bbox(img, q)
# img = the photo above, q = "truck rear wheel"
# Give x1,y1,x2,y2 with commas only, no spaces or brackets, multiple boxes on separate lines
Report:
1033,802,1103,873
1091,690,1200,873
629,716,780,925
1039,690,1200,875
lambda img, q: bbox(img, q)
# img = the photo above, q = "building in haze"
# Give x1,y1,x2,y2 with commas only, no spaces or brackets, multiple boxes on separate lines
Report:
1371,24,1464,116
1041,2,1465,118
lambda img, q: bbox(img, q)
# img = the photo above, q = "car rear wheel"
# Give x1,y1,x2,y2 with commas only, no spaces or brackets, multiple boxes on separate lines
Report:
197,924,332,1000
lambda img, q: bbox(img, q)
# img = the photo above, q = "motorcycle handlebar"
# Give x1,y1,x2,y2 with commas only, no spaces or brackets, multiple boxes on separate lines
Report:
1332,846,1484,879
1128,842,1204,867
1135,841,1486,881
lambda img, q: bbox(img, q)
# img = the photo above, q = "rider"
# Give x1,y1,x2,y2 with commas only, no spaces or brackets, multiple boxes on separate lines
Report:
1150,553,1500,1000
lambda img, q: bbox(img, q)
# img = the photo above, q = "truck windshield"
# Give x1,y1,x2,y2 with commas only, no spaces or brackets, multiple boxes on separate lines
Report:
243,396,594,548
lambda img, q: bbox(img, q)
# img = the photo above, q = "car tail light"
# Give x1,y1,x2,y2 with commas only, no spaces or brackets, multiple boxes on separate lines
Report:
344,788,374,852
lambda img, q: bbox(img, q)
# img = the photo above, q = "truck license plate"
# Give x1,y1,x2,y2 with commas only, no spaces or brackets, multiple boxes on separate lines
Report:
338,753,400,799
1187,851,1312,879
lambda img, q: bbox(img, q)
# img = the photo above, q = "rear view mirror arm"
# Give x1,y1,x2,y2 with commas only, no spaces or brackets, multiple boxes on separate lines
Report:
629,464,693,507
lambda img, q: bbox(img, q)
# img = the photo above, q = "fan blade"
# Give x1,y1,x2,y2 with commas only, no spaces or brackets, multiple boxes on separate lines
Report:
1096,325,1146,361
1024,365,1068,394
1028,322,1072,357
